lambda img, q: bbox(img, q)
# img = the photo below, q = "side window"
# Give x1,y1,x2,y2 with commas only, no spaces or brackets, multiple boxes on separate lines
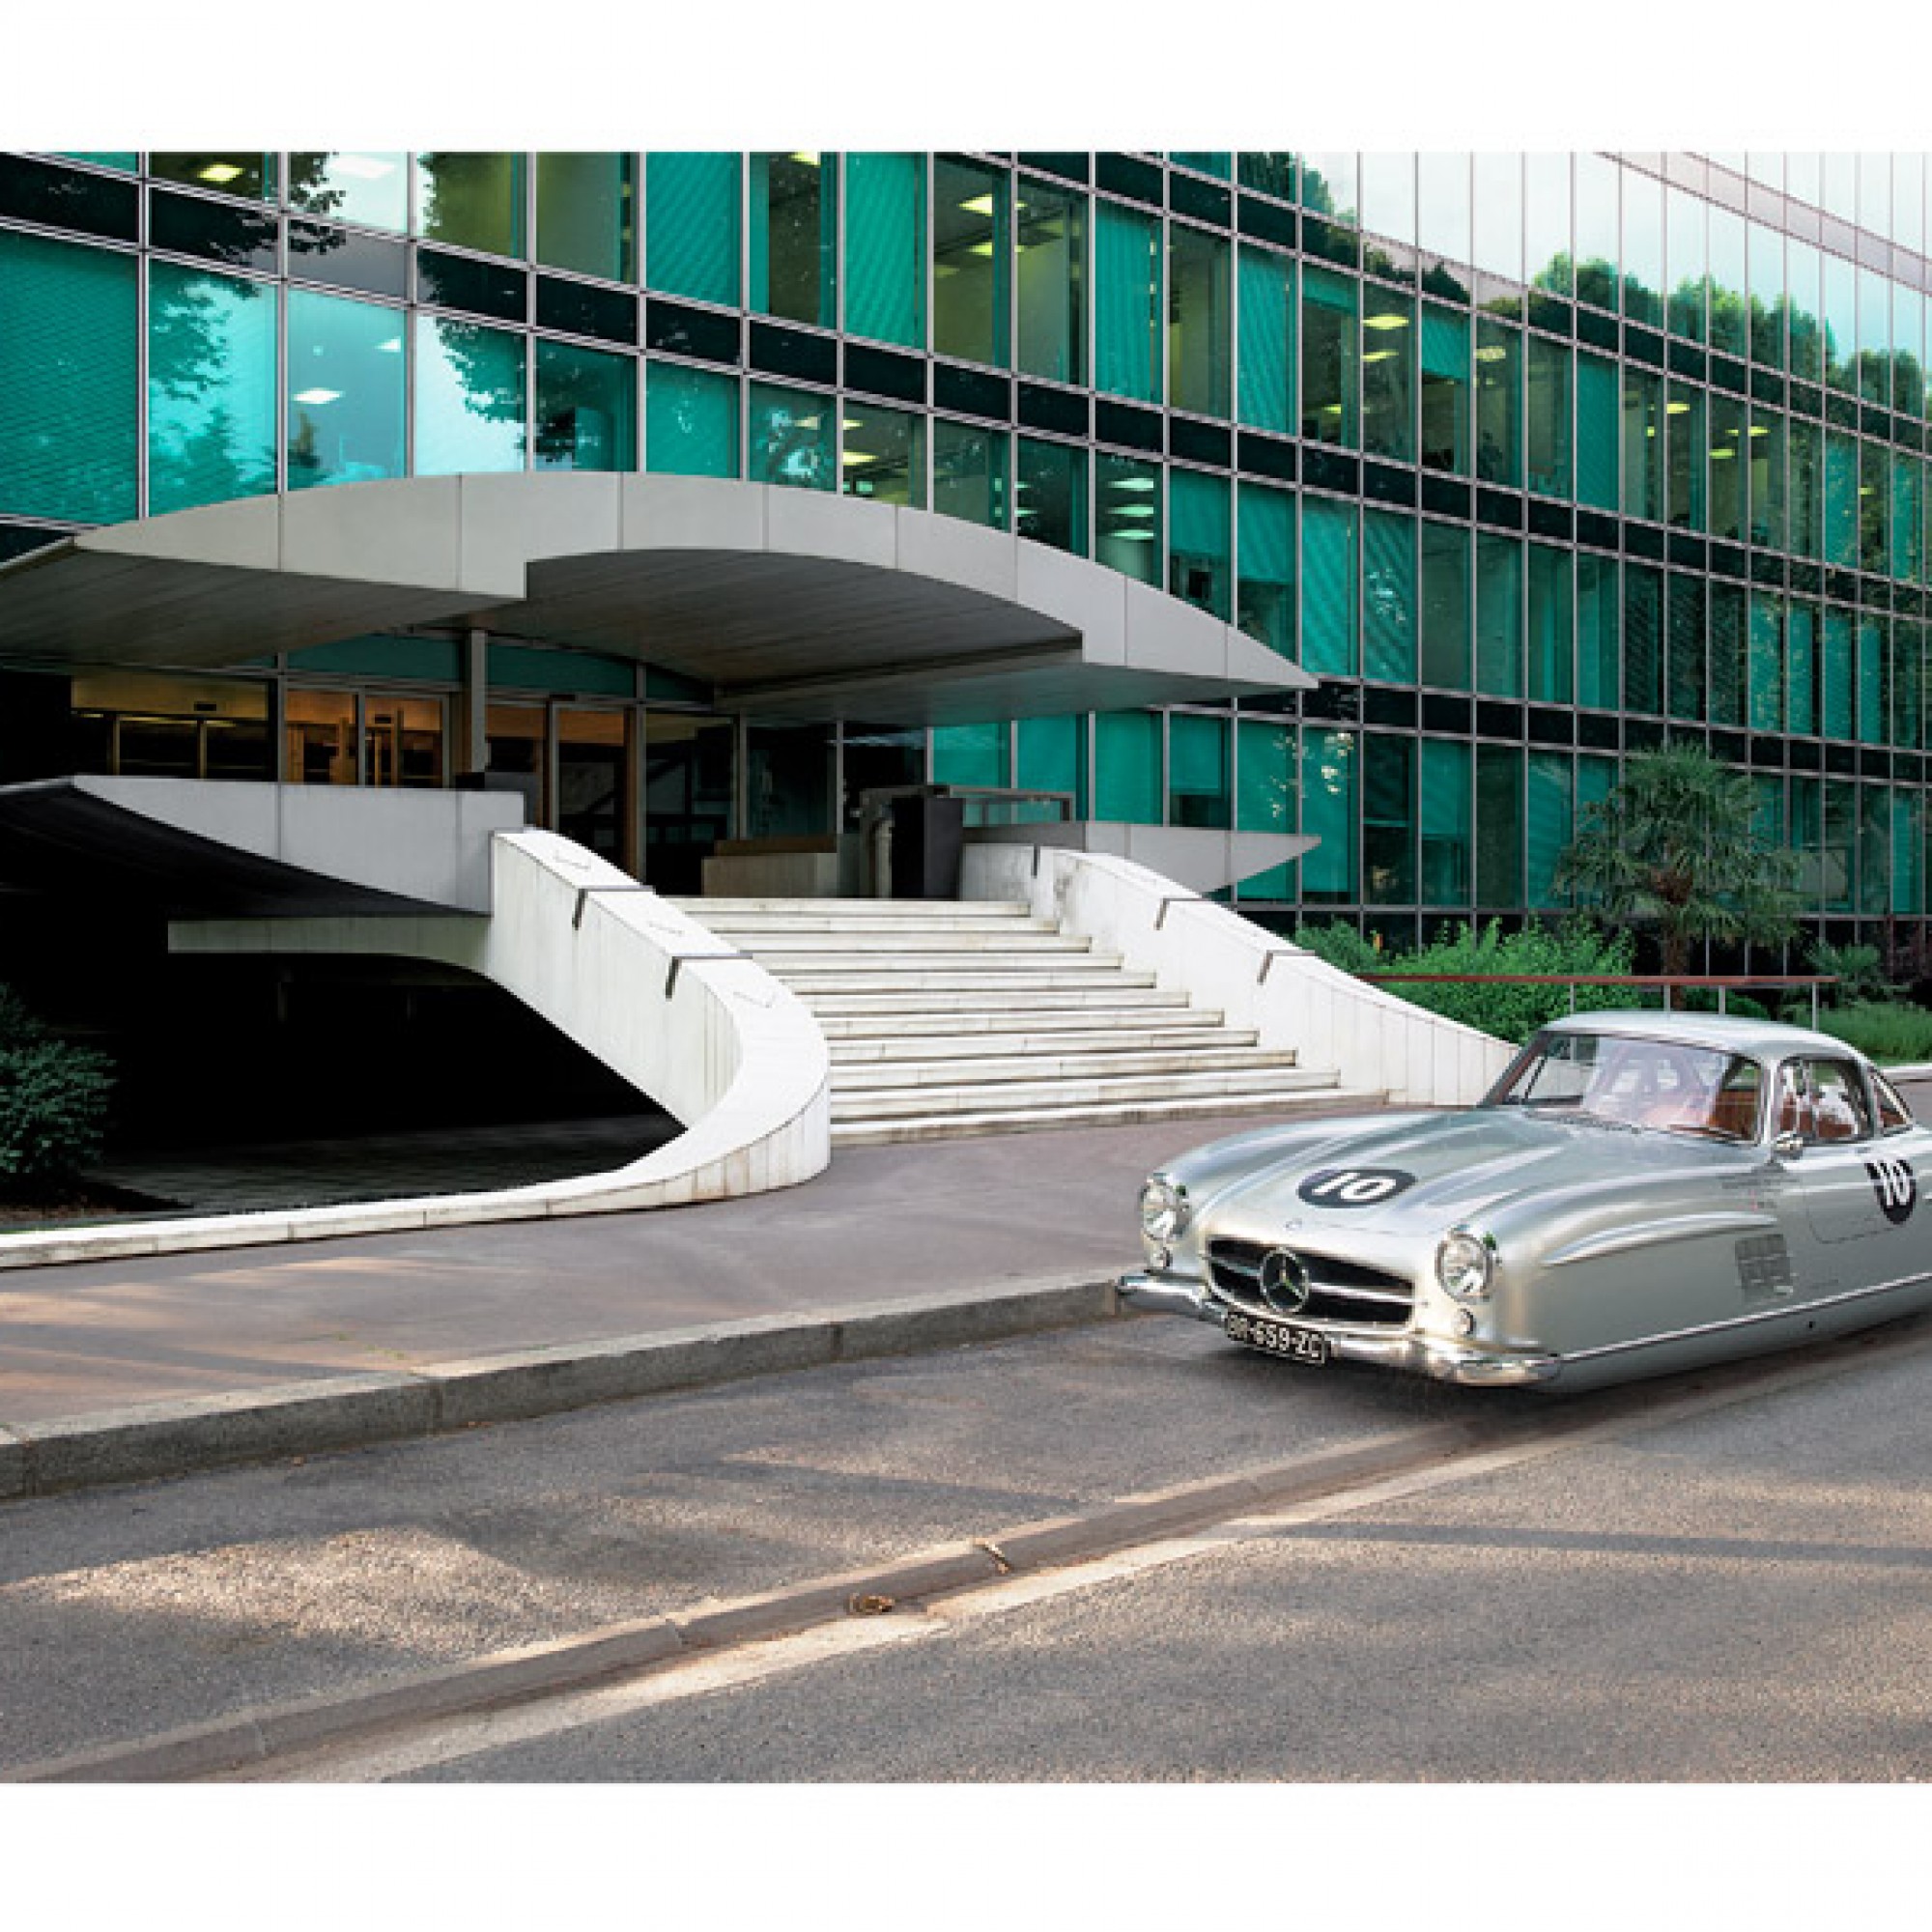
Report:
1776,1059,1875,1144
1872,1070,1917,1135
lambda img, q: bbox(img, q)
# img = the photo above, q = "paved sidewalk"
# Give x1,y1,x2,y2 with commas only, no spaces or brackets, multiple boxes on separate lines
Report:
0,1105,1370,1501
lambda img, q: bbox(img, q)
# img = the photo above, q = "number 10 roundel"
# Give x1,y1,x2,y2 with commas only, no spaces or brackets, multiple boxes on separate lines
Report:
1296,1167,1417,1208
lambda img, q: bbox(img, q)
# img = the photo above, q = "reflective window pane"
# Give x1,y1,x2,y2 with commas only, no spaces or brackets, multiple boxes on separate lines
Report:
1169,223,1231,419
846,153,925,350
933,418,1008,529
646,154,741,306
415,153,526,257
1237,244,1293,434
1361,285,1414,463
286,287,404,490
1419,303,1469,473
1237,480,1295,660
645,360,739,478
288,152,407,232
933,156,1008,367
748,382,835,491
534,338,636,471
1302,497,1359,677
1420,520,1470,689
1525,334,1572,498
535,153,636,283
1169,712,1231,829
751,153,838,329
1301,266,1358,444
1016,437,1087,555
152,153,272,201
840,401,924,508
413,314,526,474
148,261,277,512
1016,175,1086,385
0,228,136,521
1094,199,1161,403
1169,467,1230,619
1475,531,1523,696
1096,451,1161,586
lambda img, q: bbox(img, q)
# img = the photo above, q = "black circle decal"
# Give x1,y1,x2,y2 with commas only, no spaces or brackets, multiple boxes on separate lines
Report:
1295,1166,1417,1209
1865,1155,1918,1226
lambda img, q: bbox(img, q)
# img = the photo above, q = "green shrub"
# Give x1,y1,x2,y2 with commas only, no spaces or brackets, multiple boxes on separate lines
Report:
1387,919,1640,1043
0,986,114,1187
1811,1001,1932,1066
1291,921,1386,977
1807,939,1897,1006
1295,917,1641,1044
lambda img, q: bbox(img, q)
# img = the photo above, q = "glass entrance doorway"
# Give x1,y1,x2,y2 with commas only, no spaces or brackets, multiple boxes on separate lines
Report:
643,711,734,894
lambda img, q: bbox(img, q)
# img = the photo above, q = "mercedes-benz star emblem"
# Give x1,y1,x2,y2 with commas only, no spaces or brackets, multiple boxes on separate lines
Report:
1259,1247,1312,1315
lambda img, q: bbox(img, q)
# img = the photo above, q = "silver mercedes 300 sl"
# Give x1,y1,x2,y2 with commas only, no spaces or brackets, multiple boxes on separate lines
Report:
1120,1010,1932,1390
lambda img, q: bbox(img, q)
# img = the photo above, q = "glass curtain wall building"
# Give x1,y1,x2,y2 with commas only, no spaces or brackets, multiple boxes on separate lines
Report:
3,149,1931,952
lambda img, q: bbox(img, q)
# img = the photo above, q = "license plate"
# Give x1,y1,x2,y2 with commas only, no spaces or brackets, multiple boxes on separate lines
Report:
1224,1309,1330,1367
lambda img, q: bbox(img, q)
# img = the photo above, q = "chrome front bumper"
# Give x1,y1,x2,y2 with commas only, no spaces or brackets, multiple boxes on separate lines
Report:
1117,1271,1563,1388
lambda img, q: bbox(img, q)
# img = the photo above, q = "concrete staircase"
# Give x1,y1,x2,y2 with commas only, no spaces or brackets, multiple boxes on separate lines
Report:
666,896,1381,1146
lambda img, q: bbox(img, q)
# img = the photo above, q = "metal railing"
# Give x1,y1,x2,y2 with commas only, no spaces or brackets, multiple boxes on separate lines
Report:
1359,973,1839,1028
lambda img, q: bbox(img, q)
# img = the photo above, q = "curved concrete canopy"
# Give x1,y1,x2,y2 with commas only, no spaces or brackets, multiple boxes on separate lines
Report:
0,473,1312,724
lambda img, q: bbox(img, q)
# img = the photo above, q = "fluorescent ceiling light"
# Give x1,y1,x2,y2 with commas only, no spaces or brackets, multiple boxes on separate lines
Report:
1474,345,1508,362
376,337,402,354
292,387,341,405
1363,313,1411,330
788,152,821,168
959,193,996,216
1362,350,1395,364
1665,401,1690,414
198,163,244,185
1110,528,1156,541
1113,504,1157,519
1710,447,1737,460
841,450,877,465
1108,476,1157,491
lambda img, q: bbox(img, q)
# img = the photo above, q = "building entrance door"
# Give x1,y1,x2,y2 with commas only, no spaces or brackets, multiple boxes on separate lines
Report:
643,711,734,894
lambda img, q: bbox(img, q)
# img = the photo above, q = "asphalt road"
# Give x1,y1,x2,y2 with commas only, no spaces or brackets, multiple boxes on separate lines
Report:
9,1299,1932,1791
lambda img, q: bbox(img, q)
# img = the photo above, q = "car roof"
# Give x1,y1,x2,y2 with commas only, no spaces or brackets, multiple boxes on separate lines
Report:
1539,1008,1867,1065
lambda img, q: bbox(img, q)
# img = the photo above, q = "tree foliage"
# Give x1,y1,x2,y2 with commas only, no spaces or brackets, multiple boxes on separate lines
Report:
1551,746,1802,979
0,987,114,1187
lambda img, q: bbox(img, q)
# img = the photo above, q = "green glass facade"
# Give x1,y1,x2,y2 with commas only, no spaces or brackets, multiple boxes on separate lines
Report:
6,150,1932,957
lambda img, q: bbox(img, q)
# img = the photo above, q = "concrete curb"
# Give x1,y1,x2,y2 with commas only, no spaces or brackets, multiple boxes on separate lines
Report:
0,1274,1122,1505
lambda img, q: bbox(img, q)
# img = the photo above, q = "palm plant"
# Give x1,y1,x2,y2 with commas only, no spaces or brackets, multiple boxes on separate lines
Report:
1551,745,1802,992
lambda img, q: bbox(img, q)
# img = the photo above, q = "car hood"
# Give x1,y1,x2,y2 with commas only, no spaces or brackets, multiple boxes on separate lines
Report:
1192,1106,1747,1236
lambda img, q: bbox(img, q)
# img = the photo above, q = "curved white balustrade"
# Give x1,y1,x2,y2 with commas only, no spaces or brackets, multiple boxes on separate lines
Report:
0,832,831,1268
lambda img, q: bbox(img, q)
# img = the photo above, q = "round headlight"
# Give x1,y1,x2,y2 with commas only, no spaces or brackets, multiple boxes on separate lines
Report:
1140,1177,1188,1243
1435,1229,1494,1300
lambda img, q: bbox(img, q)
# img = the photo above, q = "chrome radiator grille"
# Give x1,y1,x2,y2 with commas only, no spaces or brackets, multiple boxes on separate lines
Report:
1208,1238,1415,1327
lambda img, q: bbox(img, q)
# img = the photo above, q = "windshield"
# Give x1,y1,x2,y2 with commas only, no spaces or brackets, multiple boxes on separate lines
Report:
1488,1031,1766,1142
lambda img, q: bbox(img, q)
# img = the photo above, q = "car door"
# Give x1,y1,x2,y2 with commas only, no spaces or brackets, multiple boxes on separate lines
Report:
1776,1056,1895,1249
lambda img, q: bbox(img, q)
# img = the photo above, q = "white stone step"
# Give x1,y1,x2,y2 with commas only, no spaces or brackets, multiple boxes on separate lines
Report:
827,1021,1255,1059
831,1086,1383,1146
666,897,1032,921
831,1063,1343,1122
678,910,1052,937
837,1044,1299,1090
777,966,1149,995
817,1008,1225,1040
802,986,1185,1016
728,929,1092,954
